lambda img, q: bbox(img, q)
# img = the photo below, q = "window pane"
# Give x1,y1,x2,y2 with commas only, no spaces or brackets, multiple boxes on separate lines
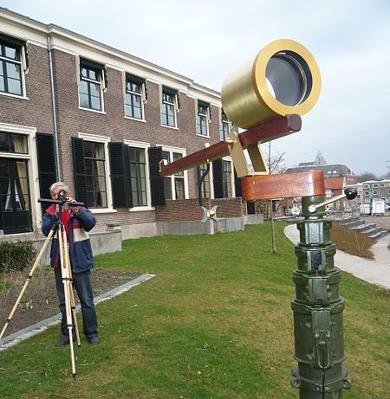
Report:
90,82,100,97
0,133,10,152
90,94,101,111
80,93,90,108
175,179,185,199
7,76,22,95
5,46,17,60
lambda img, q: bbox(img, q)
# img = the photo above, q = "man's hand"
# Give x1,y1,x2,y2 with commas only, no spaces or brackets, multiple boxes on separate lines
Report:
68,197,81,214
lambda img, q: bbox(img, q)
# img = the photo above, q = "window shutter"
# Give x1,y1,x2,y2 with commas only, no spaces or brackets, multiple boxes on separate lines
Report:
71,137,88,206
36,133,57,201
148,147,165,206
109,142,132,208
213,159,224,198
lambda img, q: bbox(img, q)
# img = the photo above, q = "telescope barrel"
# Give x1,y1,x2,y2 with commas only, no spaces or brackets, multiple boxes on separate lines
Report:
159,114,301,176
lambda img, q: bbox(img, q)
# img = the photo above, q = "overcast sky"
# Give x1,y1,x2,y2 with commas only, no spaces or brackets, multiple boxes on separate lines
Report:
2,0,390,177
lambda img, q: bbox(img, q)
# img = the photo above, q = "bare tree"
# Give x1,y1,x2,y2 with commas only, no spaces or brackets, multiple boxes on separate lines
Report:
357,172,378,182
261,143,286,174
314,150,327,165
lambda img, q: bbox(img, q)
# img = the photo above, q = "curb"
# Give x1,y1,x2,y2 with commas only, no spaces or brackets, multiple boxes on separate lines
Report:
0,272,155,350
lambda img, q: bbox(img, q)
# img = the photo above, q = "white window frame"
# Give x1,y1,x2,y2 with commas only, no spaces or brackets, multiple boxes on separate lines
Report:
77,132,114,213
0,123,40,229
220,109,230,140
0,38,28,99
124,74,146,121
221,156,235,198
77,58,105,113
196,100,211,137
160,87,179,128
124,139,153,211
157,144,188,200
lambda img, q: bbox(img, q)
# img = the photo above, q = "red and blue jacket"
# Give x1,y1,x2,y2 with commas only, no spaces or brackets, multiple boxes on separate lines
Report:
41,205,96,273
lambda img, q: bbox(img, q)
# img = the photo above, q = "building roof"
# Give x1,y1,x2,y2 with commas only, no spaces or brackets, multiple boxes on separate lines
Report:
285,164,354,177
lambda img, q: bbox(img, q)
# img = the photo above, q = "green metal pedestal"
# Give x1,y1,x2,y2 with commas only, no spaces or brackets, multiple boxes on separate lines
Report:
291,196,352,398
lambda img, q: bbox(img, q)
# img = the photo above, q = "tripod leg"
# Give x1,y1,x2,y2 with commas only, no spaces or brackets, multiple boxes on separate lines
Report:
57,226,77,378
0,228,56,341
69,283,81,347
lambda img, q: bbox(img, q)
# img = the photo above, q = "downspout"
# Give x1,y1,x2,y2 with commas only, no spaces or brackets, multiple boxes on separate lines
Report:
47,33,61,180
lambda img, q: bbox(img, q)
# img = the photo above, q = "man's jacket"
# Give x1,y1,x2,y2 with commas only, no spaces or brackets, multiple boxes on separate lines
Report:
41,205,96,273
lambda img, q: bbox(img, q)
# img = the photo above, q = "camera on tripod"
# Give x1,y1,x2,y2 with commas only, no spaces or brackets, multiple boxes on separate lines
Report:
57,189,69,202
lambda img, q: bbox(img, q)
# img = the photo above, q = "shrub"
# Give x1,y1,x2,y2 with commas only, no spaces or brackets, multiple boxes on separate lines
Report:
0,241,37,273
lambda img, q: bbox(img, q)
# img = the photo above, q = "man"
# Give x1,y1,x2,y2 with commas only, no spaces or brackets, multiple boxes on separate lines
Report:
42,182,99,346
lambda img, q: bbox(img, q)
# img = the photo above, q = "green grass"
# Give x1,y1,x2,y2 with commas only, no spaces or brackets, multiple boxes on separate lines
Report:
0,222,389,399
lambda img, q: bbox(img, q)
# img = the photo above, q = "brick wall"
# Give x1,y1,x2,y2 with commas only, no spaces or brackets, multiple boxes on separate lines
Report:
155,198,244,222
0,44,54,133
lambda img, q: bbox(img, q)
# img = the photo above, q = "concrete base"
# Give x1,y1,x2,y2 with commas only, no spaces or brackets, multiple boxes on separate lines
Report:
244,214,264,225
156,217,245,236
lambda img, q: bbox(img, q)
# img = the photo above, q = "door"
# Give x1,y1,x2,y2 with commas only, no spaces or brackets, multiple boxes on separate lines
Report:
0,158,32,234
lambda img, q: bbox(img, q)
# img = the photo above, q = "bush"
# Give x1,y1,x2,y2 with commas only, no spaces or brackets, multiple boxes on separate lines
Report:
0,241,37,273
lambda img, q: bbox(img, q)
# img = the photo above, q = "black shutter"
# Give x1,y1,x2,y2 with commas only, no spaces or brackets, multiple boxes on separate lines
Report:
36,133,57,201
213,159,224,198
148,147,165,206
109,142,132,208
234,169,242,198
71,137,88,206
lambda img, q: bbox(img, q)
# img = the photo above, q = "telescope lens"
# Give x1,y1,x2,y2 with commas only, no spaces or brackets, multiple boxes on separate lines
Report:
266,51,312,106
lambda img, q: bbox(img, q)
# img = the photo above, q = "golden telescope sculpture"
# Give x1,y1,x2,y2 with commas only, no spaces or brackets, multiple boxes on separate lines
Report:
160,39,356,399
221,38,321,128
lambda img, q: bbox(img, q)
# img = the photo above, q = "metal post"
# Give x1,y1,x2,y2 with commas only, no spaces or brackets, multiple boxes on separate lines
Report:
291,195,351,398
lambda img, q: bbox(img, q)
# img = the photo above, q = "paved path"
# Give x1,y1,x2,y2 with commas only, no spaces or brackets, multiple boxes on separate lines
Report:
284,224,390,290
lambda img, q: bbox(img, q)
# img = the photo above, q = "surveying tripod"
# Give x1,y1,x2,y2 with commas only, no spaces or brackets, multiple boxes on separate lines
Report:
0,197,82,378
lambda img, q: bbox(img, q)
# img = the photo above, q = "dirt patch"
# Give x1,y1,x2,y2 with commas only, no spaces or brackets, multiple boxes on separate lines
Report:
0,267,142,339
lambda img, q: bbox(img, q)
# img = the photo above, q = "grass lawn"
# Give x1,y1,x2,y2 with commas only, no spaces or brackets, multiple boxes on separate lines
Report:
0,222,389,399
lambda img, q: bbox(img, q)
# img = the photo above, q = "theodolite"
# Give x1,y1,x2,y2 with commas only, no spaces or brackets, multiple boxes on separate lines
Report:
159,39,354,398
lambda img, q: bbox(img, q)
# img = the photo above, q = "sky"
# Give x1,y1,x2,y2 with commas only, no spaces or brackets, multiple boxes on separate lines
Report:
1,0,390,177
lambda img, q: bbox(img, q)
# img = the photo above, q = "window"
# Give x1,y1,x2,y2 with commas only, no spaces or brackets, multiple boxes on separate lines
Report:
162,149,186,200
79,59,105,111
198,163,211,199
161,87,178,127
0,35,25,96
84,141,107,207
0,132,28,153
196,100,210,136
213,158,234,198
125,74,146,120
0,127,35,234
72,136,110,208
129,146,147,206
222,160,233,198
220,109,229,140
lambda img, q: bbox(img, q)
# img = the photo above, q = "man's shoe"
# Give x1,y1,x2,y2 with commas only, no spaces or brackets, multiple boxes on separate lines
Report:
55,336,70,347
88,336,100,345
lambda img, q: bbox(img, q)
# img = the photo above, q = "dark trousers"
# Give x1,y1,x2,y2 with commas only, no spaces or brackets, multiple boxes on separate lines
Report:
54,267,98,339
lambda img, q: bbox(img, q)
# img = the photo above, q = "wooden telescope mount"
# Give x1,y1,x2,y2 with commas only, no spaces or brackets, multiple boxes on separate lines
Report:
159,114,326,201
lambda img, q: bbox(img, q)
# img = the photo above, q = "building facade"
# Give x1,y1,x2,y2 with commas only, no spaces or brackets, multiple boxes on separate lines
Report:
0,8,243,240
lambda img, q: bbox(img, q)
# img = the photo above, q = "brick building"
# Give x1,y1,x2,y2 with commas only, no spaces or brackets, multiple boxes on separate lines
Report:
0,8,245,240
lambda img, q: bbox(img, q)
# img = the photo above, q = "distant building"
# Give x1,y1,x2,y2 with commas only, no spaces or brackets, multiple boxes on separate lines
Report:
284,163,358,212
349,180,390,205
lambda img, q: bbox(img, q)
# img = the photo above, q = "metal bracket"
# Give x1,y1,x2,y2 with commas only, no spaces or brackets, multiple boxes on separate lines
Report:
225,130,268,178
